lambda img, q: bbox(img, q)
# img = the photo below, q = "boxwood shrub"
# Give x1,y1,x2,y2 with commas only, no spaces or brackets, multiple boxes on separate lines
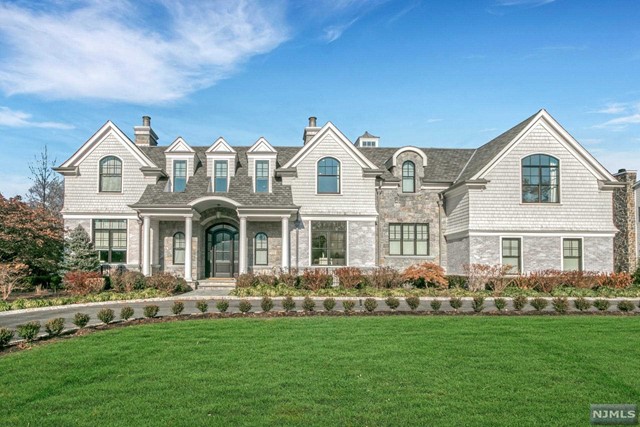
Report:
97,308,115,324
143,305,159,318
513,296,528,311
405,296,420,311
0,328,13,348
385,296,400,310
364,298,377,312
323,298,336,312
493,298,506,312
593,299,610,311
73,313,90,328
342,300,356,312
196,300,208,313
238,299,252,313
430,299,442,312
171,301,185,315
17,321,40,342
471,296,484,313
552,297,569,314
45,318,65,337
617,300,635,312
530,297,548,312
282,296,296,312
574,297,591,312
449,297,463,311
216,299,230,313
120,306,134,320
302,296,316,312
261,296,274,312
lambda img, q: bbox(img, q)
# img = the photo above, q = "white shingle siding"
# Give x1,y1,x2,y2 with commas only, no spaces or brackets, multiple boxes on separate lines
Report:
445,190,469,236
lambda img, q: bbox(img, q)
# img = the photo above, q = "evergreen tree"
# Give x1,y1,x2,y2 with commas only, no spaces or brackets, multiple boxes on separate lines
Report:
60,225,101,272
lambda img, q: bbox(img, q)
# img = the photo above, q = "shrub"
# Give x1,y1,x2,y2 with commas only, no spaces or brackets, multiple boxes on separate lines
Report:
282,296,296,312
430,299,442,311
405,296,420,311
302,269,332,291
261,296,274,312
73,313,90,328
342,300,356,312
302,296,316,312
44,318,65,336
335,267,363,289
278,269,299,288
552,297,569,314
617,300,635,312
110,271,145,292
530,297,548,312
513,296,528,311
368,267,403,289
255,274,278,287
171,301,185,315
0,328,13,348
196,300,208,313
471,296,485,313
593,299,610,311
574,297,592,311
120,306,134,320
63,271,103,295
143,305,159,318
323,298,336,312
97,308,115,324
446,275,467,289
494,298,507,311
528,270,563,293
464,264,510,293
236,273,257,288
449,297,463,311
596,272,633,289
364,298,378,312
403,262,447,289
385,296,400,310
17,321,41,342
145,272,186,293
238,299,252,313
216,299,229,313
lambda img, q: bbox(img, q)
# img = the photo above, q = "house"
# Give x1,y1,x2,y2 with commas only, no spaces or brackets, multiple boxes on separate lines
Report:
55,110,637,283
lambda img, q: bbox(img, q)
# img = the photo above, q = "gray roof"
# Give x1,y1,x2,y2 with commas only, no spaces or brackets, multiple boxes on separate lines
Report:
359,131,379,139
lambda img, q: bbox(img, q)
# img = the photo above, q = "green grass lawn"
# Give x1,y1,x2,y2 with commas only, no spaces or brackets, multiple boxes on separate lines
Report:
1,316,638,426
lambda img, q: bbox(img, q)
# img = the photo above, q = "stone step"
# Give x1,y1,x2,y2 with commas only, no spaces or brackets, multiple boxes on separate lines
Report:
197,278,236,289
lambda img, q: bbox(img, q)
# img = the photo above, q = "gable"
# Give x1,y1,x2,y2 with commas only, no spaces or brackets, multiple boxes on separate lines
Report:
206,137,236,153
165,137,195,153
248,137,277,153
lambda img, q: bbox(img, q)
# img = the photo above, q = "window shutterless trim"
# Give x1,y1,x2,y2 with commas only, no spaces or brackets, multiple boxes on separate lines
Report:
173,232,185,265
316,157,341,194
99,155,123,193
93,219,127,263
254,232,268,265
389,223,429,256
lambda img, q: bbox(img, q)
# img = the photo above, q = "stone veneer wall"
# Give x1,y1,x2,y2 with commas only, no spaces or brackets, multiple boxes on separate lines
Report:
159,220,198,279
247,221,282,274
613,170,637,272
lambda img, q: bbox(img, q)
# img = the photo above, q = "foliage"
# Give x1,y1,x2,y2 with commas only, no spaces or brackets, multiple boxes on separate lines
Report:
60,225,101,273
45,318,65,336
595,272,633,289
171,301,185,315
255,274,278,287
574,297,591,311
143,305,159,318
323,298,336,311
145,272,188,293
342,300,356,312
403,262,447,289
301,269,332,291
302,296,316,312
120,306,134,320
260,296,273,312
617,300,635,312
110,271,145,293
364,298,377,312
593,299,610,311
282,296,296,312
446,275,467,289
367,267,403,289
238,299,252,313
0,328,13,348
493,298,507,311
216,299,229,313
196,300,208,313
633,264,640,286
471,296,485,312
335,267,363,289
97,308,115,324
552,297,569,314
464,264,510,293
513,296,528,311
405,296,420,311
530,297,548,312
72,313,90,328
62,270,104,295
0,262,30,300
430,299,442,311
277,269,299,288
236,273,258,288
16,321,41,342
385,296,400,310
449,297,463,311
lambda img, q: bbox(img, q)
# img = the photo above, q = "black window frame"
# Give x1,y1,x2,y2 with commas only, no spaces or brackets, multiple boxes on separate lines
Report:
522,154,560,203
173,160,187,193
317,157,340,194
99,156,122,193
562,238,582,272
254,232,268,265
311,221,346,266
173,232,185,265
501,238,522,274
402,161,415,193
389,223,429,256
93,219,127,263
255,160,269,193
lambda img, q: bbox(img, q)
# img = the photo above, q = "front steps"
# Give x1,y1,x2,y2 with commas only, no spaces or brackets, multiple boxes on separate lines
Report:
197,278,236,290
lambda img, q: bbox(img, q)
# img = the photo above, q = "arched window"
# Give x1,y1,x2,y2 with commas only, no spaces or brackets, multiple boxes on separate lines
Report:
522,154,559,203
173,232,185,265
402,161,415,193
317,157,340,194
255,233,268,265
99,156,122,192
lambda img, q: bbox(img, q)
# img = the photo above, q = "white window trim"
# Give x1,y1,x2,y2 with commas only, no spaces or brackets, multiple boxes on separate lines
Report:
213,160,229,193
97,154,124,194
315,157,342,196
560,236,584,272
253,159,272,194
500,236,523,274
172,159,188,193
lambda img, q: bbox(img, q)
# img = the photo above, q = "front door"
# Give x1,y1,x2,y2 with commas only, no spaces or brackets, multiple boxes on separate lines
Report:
206,224,239,278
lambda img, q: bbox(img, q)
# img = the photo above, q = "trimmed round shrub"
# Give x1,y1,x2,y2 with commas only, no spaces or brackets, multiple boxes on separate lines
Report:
282,296,296,312
196,300,209,313
449,297,463,311
593,299,610,311
143,305,159,318
430,299,442,312
574,297,591,312
73,313,90,328
302,296,316,312
120,306,134,320
17,321,41,342
171,301,185,315
471,296,485,313
238,299,252,313
530,297,548,312
216,299,230,313
513,296,528,311
385,296,400,310
261,296,274,312
494,298,507,312
405,296,420,311
552,297,569,314
342,300,356,312
45,318,65,337
364,298,378,312
0,328,14,348
110,271,145,292
617,300,635,312
97,308,115,324
323,298,336,312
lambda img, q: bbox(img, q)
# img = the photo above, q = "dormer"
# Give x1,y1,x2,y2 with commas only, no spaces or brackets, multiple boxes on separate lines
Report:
205,137,236,193
247,137,277,193
164,137,196,192
355,131,379,148
386,147,428,193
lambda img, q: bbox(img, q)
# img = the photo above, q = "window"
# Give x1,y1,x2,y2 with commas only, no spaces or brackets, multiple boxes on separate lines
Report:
93,219,127,263
255,233,268,265
522,154,559,203
255,160,269,193
311,221,346,265
361,140,375,147
99,156,122,192
173,232,185,265
389,224,429,255
402,161,415,193
501,238,521,273
173,160,187,192
563,238,582,271
317,157,340,194
214,160,228,193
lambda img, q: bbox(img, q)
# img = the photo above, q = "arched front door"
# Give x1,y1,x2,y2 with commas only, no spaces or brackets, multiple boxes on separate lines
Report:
205,224,239,278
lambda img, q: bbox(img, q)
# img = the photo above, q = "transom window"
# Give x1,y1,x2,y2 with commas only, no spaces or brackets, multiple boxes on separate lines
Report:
317,157,340,194
93,219,127,263
255,160,269,193
563,238,582,271
402,161,415,193
99,156,122,192
522,154,559,203
255,233,268,265
173,232,185,265
173,160,187,192
311,221,346,265
389,223,429,255
501,238,521,274
214,160,228,193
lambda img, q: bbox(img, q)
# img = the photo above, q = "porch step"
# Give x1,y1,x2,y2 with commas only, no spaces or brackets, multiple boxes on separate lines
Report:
197,278,236,289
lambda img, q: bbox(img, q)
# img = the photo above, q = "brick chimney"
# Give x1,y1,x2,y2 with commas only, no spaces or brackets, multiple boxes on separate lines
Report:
303,116,320,145
134,115,158,146
613,169,637,272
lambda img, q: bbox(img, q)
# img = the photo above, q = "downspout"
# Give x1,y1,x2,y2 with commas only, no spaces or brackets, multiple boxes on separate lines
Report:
375,181,382,267
137,213,143,272
437,193,444,267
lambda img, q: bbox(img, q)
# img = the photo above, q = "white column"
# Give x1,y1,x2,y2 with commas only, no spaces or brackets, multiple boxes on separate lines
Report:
142,216,151,276
185,215,193,282
239,216,247,274
281,216,289,271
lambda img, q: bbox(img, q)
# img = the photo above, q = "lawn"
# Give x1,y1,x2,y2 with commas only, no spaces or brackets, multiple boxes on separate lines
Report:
1,316,638,426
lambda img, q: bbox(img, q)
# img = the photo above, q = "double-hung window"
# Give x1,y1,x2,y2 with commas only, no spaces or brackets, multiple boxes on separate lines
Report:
94,219,127,263
99,156,122,192
255,160,269,193
389,223,429,256
501,238,521,274
173,160,187,192
317,157,340,194
255,233,268,265
563,238,582,271
173,232,185,265
402,161,415,193
311,221,346,265
214,160,228,193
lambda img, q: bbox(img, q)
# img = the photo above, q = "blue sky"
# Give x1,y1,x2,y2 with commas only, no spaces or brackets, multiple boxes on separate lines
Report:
0,0,639,196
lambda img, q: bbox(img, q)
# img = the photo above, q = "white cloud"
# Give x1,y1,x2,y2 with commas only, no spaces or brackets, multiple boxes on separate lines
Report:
597,114,640,128
592,101,640,129
0,1,289,104
593,103,628,114
322,18,358,43
494,0,555,6
0,106,73,129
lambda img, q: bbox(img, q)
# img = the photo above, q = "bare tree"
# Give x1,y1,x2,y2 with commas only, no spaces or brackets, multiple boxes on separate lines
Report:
26,145,63,215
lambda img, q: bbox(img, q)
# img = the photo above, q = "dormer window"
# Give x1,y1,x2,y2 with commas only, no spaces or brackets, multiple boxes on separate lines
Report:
255,160,269,193
99,156,122,192
317,157,340,194
173,160,187,192
214,160,228,193
402,161,415,193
